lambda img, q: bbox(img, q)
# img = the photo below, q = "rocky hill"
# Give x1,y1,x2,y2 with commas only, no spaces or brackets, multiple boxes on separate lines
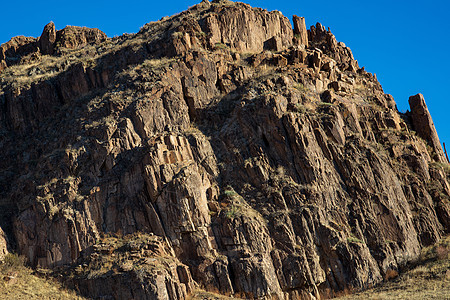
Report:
0,0,449,299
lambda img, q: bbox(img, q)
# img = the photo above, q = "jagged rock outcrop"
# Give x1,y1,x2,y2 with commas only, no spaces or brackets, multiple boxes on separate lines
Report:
0,1,449,299
39,22,57,55
0,35,38,71
409,93,447,163
309,22,359,72
0,22,106,72
63,234,195,299
203,2,293,52
166,1,293,56
293,15,308,47
55,26,107,49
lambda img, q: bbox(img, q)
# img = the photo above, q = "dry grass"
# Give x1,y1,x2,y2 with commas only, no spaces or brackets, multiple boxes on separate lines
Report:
189,289,237,300
0,42,104,88
70,232,180,281
220,187,265,222
337,236,450,299
0,254,85,299
430,161,450,176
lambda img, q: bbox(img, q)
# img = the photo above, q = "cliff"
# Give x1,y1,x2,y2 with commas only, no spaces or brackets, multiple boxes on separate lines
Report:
0,0,449,299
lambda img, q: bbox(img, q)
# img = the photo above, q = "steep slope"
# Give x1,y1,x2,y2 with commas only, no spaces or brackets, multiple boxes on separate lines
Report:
338,236,449,299
0,0,449,299
0,253,86,299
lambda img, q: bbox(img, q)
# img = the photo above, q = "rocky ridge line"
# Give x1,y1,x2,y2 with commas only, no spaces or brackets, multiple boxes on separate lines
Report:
0,21,106,72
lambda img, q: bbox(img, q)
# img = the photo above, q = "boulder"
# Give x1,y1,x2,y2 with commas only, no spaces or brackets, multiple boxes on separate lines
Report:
264,36,283,51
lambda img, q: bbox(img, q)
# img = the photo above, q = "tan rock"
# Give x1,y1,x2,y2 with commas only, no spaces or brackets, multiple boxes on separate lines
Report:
264,36,283,51
0,59,6,72
293,15,308,47
203,3,293,53
0,227,8,262
309,22,360,72
311,50,322,71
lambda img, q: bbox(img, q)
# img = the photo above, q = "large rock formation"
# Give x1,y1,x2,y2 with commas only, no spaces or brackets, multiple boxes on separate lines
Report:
203,2,293,52
409,93,447,163
0,1,448,299
0,35,38,71
293,15,308,47
39,22,57,55
0,22,106,71
55,25,107,49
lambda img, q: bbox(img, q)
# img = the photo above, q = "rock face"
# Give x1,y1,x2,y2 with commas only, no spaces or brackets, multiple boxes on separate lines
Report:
165,1,293,56
55,26,107,49
204,2,293,52
0,35,38,71
0,227,8,262
409,94,447,163
309,22,359,72
0,1,449,299
39,22,57,55
0,22,106,71
63,234,195,300
293,15,308,47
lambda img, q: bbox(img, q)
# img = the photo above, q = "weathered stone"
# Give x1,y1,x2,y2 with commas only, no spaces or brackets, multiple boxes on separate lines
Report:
328,81,340,91
202,2,293,53
290,48,307,64
321,59,335,72
409,93,447,163
39,22,57,55
0,23,106,72
69,235,194,300
0,35,38,70
309,22,359,72
55,26,107,49
0,59,6,72
293,15,308,47
0,227,8,262
264,36,282,51
321,89,334,103
310,50,322,71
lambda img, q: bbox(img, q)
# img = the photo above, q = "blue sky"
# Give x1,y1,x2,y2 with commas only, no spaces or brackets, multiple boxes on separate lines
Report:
1,0,449,150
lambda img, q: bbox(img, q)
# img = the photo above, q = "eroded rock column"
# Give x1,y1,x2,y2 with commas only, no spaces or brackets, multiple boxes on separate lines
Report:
409,93,447,163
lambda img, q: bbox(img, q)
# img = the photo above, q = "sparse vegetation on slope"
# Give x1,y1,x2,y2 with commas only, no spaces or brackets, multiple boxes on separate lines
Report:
0,254,85,299
337,236,450,299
